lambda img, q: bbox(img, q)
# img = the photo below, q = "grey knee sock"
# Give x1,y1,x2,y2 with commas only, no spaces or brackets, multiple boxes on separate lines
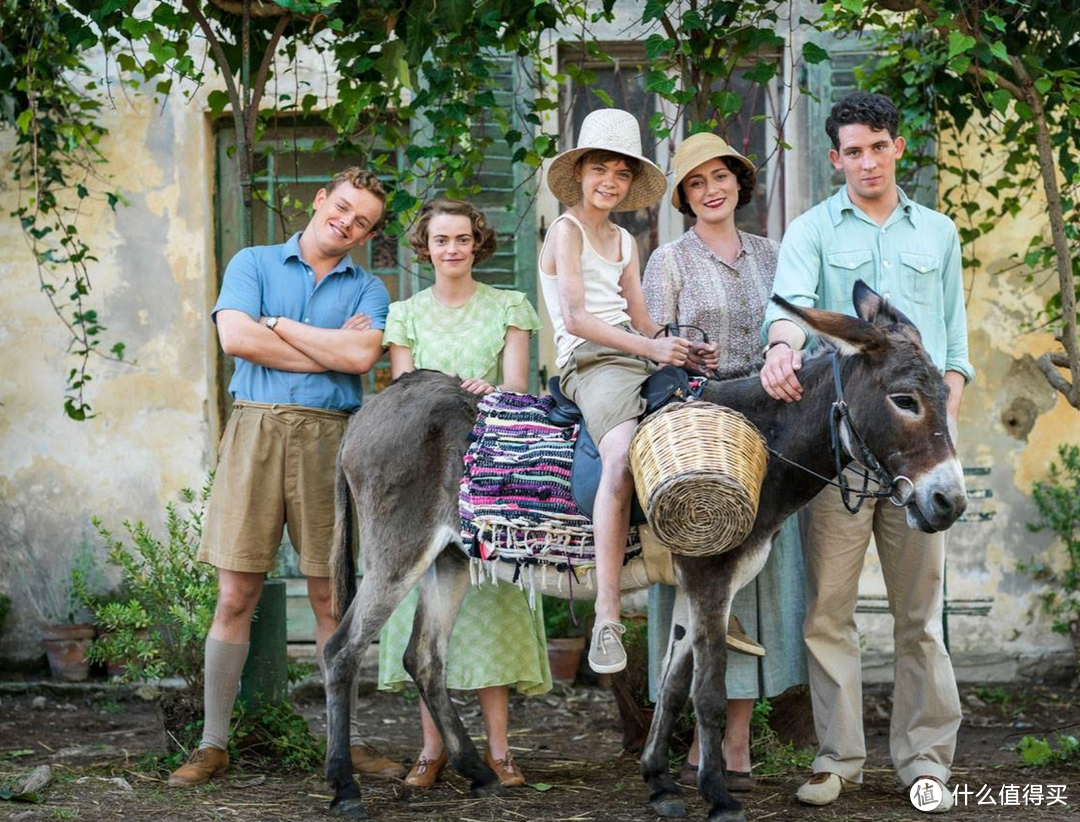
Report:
200,637,250,751
317,642,364,748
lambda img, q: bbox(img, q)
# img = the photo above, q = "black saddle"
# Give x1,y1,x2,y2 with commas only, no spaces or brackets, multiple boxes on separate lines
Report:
547,366,694,523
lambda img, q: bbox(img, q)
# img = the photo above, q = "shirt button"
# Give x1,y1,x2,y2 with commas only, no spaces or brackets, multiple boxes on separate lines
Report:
884,292,891,301
883,260,891,268
304,318,310,323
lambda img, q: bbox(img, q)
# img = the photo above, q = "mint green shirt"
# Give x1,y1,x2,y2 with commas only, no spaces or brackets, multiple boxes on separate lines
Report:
763,186,974,382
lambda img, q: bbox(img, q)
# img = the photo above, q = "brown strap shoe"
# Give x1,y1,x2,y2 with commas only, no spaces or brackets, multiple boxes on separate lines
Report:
404,750,448,788
726,615,766,657
484,751,526,787
350,743,408,780
167,747,229,787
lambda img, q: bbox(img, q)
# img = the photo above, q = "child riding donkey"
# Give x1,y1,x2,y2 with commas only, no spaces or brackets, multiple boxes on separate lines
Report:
538,109,719,672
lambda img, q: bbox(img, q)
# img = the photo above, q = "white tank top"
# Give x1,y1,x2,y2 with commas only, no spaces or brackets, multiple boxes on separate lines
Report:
539,213,634,367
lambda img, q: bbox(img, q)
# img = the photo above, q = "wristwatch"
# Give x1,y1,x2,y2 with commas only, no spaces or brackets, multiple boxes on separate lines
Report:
761,339,790,359
265,316,280,330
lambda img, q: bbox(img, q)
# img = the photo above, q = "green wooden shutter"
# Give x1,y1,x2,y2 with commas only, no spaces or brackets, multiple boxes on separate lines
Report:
410,57,541,392
806,35,938,209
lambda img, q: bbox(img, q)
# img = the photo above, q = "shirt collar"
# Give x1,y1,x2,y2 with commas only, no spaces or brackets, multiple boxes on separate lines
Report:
684,228,751,263
828,185,917,228
280,231,357,276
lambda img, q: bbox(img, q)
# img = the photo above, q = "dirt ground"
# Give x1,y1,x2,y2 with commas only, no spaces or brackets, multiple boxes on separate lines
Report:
1,678,1078,822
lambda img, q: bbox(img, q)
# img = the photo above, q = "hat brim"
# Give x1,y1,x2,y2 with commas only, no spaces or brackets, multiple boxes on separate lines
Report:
671,151,757,209
546,147,668,212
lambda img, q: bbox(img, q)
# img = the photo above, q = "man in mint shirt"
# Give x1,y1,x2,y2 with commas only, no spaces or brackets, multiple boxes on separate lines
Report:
761,93,973,813
169,167,406,788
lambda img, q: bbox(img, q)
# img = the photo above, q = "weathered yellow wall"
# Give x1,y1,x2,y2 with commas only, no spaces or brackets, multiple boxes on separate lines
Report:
0,90,217,659
858,124,1080,680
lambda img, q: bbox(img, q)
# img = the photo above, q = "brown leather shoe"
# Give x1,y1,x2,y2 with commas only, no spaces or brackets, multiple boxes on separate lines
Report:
485,751,526,787
677,761,698,785
726,616,765,657
350,744,408,780
167,747,229,787
404,750,448,788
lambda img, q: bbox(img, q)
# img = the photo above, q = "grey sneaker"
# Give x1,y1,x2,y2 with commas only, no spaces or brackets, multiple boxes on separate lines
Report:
589,620,627,674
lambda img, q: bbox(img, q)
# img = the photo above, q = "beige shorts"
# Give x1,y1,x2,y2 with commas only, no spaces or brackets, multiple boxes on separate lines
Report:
559,332,657,445
198,402,350,577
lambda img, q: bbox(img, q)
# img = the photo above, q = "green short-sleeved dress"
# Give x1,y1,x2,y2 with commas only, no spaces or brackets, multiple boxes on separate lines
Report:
377,282,553,695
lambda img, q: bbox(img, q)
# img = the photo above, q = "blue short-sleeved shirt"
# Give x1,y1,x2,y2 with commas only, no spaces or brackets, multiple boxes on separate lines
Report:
212,233,390,411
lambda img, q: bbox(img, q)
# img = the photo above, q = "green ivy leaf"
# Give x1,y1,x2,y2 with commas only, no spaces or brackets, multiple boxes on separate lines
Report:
947,31,977,60
207,89,230,117
1035,78,1053,96
742,62,776,84
15,109,32,134
988,88,1012,114
531,782,554,792
989,41,1008,63
802,42,829,65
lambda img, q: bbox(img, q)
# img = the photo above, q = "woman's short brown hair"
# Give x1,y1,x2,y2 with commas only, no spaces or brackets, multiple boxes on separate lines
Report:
675,157,756,216
409,199,498,264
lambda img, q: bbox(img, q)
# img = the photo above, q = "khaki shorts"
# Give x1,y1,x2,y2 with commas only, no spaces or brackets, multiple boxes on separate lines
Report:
559,331,657,445
198,402,350,577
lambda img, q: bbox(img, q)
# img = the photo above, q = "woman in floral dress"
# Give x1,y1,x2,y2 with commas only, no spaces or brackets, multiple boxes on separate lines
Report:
644,133,808,791
378,198,551,788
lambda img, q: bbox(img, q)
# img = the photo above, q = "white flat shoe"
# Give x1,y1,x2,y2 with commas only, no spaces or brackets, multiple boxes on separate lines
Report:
796,772,860,806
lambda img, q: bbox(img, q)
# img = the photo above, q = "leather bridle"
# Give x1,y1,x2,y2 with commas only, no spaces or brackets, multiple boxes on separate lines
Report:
765,355,912,515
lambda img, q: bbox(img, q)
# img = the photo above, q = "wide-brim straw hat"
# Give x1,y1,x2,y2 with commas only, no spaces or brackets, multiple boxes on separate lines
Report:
546,109,668,212
671,132,757,209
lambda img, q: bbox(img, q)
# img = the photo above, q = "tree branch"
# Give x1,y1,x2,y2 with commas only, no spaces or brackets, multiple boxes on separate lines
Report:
208,0,288,17
181,0,245,127
251,12,290,113
1037,352,1077,399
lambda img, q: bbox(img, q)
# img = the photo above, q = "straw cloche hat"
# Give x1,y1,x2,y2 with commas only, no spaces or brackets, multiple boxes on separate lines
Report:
671,132,757,210
545,109,668,212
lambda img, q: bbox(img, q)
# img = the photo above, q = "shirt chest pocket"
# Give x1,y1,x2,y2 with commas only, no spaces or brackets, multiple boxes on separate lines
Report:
898,252,940,307
824,250,873,307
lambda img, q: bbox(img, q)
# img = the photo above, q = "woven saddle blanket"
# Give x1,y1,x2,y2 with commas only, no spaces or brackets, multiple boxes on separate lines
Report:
459,392,641,570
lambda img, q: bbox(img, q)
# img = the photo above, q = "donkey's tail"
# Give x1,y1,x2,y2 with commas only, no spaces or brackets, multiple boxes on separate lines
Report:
331,454,357,621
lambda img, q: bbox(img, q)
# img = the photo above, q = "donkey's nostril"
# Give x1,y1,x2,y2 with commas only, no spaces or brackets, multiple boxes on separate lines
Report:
932,492,953,517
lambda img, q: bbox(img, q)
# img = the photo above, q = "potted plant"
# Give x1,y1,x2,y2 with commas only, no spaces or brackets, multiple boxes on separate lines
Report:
542,595,593,683
21,540,104,681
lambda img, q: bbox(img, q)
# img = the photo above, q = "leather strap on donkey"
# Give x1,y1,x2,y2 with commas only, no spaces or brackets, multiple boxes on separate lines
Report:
548,365,697,522
765,354,911,514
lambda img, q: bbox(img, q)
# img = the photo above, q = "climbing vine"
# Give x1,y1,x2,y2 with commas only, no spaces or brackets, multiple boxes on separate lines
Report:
2,0,589,419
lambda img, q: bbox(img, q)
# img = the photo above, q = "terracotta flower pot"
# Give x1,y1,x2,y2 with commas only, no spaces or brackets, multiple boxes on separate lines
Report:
547,636,586,683
41,623,96,682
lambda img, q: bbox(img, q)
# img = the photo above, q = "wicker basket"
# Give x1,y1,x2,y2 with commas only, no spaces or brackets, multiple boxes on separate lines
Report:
628,401,768,556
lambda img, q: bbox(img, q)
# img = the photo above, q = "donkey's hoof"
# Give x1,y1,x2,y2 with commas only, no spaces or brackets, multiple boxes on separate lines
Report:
470,780,505,798
650,796,687,818
707,810,746,822
329,798,366,819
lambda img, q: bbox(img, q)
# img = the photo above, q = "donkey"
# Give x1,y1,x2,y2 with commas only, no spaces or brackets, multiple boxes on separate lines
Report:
322,282,967,822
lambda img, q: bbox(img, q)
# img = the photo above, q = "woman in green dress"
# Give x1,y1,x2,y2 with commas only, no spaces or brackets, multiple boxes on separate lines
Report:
378,198,551,788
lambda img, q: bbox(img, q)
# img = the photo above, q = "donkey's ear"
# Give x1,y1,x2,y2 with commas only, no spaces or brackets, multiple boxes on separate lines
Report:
853,280,917,329
771,295,886,356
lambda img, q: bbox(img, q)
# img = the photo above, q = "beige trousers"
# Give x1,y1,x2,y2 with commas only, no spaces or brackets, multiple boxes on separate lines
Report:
802,481,961,787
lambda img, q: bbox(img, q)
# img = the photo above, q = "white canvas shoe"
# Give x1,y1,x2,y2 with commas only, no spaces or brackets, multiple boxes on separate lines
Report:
795,772,861,805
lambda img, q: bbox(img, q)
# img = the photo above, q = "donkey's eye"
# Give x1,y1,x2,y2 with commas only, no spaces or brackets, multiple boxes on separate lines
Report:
890,395,919,413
